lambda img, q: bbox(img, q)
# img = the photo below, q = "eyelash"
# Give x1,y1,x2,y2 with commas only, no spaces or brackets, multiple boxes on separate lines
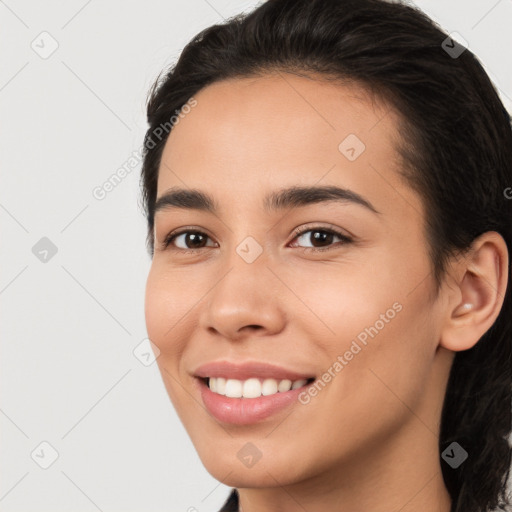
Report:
160,225,352,254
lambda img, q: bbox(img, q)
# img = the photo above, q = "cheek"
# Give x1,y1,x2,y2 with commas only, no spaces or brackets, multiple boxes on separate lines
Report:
144,263,192,356
336,293,433,423
292,254,433,400
286,258,400,346
144,267,168,342
144,265,197,416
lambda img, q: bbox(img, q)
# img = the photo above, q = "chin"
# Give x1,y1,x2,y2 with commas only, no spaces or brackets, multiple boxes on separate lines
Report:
192,435,315,488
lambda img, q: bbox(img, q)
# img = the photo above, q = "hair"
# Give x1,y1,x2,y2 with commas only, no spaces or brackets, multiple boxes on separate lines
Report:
138,0,512,510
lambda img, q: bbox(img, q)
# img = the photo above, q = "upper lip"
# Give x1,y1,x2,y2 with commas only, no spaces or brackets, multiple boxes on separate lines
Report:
193,360,315,381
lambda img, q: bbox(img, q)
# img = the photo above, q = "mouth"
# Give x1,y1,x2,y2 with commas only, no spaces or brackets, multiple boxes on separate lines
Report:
195,375,317,425
199,376,316,398
192,360,317,424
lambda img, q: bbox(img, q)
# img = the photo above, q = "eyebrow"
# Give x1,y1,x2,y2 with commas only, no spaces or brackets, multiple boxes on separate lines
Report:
153,185,381,217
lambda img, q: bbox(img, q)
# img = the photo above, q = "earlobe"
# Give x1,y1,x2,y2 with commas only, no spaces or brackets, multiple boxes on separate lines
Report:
439,231,509,353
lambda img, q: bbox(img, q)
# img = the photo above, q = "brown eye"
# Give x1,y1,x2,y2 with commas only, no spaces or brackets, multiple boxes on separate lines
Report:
163,230,216,251
290,226,352,252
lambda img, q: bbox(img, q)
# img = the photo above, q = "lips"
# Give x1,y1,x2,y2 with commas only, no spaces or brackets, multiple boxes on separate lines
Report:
195,375,315,425
193,360,316,381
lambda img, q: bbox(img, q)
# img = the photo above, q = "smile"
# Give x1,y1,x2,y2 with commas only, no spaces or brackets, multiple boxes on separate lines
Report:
205,376,315,398
192,360,317,424
195,376,317,425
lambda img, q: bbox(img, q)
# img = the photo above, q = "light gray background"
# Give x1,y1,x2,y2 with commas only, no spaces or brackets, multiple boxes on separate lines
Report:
1,1,511,511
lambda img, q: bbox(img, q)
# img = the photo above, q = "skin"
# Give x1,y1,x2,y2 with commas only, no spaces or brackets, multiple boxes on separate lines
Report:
144,72,508,512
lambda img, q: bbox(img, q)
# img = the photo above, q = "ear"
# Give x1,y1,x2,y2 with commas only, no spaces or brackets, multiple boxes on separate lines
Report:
439,231,509,352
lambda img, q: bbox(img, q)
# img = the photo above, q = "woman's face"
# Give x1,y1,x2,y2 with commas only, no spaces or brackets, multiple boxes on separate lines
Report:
145,73,453,489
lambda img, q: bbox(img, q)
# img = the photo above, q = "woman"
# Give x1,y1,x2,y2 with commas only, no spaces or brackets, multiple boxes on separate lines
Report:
139,0,512,511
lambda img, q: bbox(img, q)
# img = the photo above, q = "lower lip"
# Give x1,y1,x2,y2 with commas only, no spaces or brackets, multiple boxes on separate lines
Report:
196,378,313,425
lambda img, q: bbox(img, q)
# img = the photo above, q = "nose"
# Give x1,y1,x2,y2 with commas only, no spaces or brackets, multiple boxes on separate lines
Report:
198,256,286,342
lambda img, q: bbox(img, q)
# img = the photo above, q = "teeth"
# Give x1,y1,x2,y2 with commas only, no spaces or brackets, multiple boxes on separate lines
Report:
262,378,278,396
225,379,243,398
207,377,310,398
278,379,292,392
291,379,307,390
216,377,226,395
243,378,262,398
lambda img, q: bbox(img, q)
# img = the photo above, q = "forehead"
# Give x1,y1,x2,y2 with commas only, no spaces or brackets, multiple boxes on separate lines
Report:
156,72,423,222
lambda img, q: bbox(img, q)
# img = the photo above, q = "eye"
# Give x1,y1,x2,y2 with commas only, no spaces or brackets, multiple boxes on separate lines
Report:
161,228,217,252
289,225,353,252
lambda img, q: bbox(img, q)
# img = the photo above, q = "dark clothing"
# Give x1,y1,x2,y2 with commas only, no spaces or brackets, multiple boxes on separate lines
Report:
218,489,239,512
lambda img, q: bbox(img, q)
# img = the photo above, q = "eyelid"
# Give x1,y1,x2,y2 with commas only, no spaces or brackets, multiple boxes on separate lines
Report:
291,222,353,240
